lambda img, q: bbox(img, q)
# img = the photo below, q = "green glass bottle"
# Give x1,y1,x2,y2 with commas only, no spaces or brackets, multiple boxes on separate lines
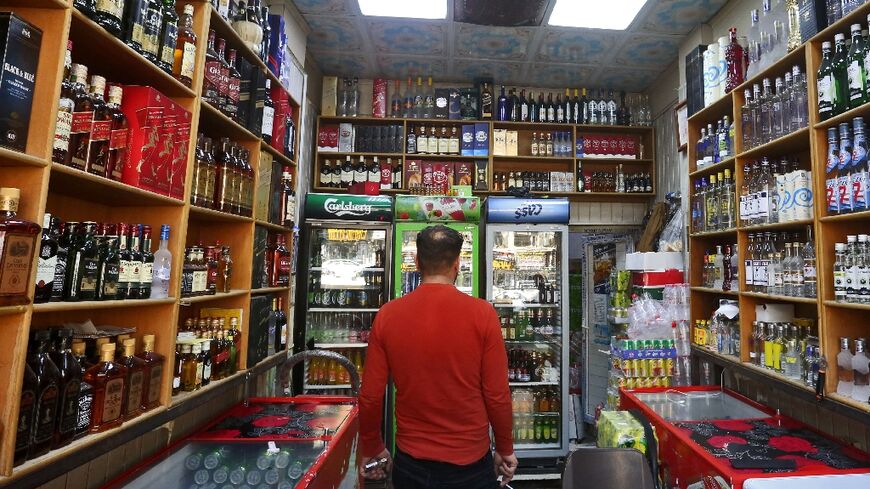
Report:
832,33,850,116
847,23,867,108
818,41,836,120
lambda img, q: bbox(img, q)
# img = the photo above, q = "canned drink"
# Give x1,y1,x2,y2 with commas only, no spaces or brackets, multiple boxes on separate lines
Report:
626,377,636,389
637,359,649,377
621,359,632,375
650,358,663,377
652,339,663,351
641,377,653,388
661,376,671,387
652,376,662,387
664,358,675,376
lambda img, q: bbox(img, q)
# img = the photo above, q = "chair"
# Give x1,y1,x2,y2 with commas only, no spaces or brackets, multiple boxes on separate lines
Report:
561,448,656,489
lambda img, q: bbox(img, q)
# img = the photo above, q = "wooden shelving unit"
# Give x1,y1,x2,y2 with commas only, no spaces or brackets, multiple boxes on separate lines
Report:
0,0,303,480
687,1,870,416
312,117,655,200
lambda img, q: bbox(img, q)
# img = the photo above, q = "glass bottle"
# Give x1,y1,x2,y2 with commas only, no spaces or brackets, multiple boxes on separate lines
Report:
64,221,99,301
225,49,242,121
217,245,233,292
180,343,197,391
772,324,785,372
832,33,850,116
53,41,75,165
106,85,129,182
851,338,870,402
200,340,212,386
14,363,38,465
92,0,123,35
86,76,111,177
150,225,172,299
423,76,435,119
215,38,230,114
203,30,220,105
837,337,855,396
26,329,61,458
156,0,179,74
139,225,154,299
66,64,93,170
791,66,808,131
118,338,147,420
818,41,836,121
834,242,848,302
96,228,120,300
34,213,59,304
725,27,745,92
141,0,164,63
848,23,867,108
783,325,801,380
126,225,142,299
803,226,817,297
173,3,198,87
233,0,264,57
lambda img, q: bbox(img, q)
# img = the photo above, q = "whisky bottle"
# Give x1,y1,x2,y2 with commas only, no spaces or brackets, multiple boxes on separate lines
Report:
65,221,99,301
228,145,242,215
280,166,294,226
480,82,493,119
226,49,241,120
139,225,154,299
48,329,82,449
67,64,93,170
202,137,217,206
157,0,179,74
14,363,38,466
86,76,111,177
35,213,59,304
215,138,232,211
392,158,402,189
260,4,271,62
216,38,230,114
107,85,129,181
276,297,287,351
141,0,163,63
50,221,74,302
173,4,197,86
180,343,197,391
116,223,131,298
53,41,75,165
83,343,127,432
262,78,275,144
0,188,40,306
200,340,212,386
136,334,164,410
94,0,124,36
96,226,120,300
203,30,220,104
205,245,218,294
216,245,232,292
233,0,264,56
127,224,143,298
228,317,240,373
26,329,61,459
319,160,331,188
272,234,290,286
119,339,147,420
71,341,94,438
191,134,204,206
354,155,367,185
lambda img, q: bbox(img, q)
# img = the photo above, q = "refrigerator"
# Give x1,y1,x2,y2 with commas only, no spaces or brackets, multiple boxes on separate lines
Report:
294,193,394,394
484,197,571,461
392,195,482,299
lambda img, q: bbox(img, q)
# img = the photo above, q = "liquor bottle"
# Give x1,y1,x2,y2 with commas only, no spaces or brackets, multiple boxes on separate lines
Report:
280,167,295,226
724,27,744,92
106,85,129,181
564,88,573,123
86,76,112,177
818,41,836,121
233,0,264,57
803,227,817,297
413,76,424,118
834,242,847,302
261,78,275,143
156,0,179,74
260,3,271,62
225,49,242,120
423,76,435,119
141,0,163,63
74,0,98,18
606,90,617,125
848,24,867,108
340,156,353,188
202,30,220,104
496,85,508,121
214,138,231,211
200,340,212,386
215,38,230,113
64,221,99,302
139,225,153,298
136,334,164,411
272,234,290,286
832,33,850,116
123,0,147,53
173,3,197,87
83,343,127,432
91,0,123,35
839,122,853,214
118,338,146,420
319,160,332,188
851,338,870,402
14,362,38,465
368,156,380,184
151,225,172,298
48,329,82,449
402,77,413,118
547,93,556,123
837,336,855,396
391,79,402,117
353,156,367,185
480,82,493,119
66,64,92,170
25,330,61,458
518,89,529,122
217,245,232,292
438,127,449,155
34,213,58,304
127,225,142,299
96,227,120,300
53,41,75,165
791,65,808,131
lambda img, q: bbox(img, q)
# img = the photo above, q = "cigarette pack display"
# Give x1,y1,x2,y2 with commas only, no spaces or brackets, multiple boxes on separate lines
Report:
170,101,192,199
0,13,41,152
435,88,450,119
338,123,353,152
372,78,387,118
448,89,461,119
461,125,474,155
318,125,339,152
120,86,166,194
474,123,489,156
406,159,422,188
322,76,338,116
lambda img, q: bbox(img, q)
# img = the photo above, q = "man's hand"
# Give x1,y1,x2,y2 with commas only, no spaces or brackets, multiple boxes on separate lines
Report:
494,451,518,487
359,449,392,481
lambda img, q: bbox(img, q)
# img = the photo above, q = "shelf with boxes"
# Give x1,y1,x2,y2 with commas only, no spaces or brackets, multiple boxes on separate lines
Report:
0,0,304,480
686,1,870,414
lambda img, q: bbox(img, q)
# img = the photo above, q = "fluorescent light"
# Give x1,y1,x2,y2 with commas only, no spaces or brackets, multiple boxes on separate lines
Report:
548,0,648,30
358,0,447,19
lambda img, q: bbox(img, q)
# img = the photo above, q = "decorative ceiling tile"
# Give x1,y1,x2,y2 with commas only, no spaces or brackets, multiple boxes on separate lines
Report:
452,60,525,85
305,16,365,52
310,52,372,77
536,29,621,64
526,64,599,89
596,68,660,92
455,23,533,60
614,35,680,68
639,0,729,35
292,0,350,15
368,21,447,56
376,55,447,79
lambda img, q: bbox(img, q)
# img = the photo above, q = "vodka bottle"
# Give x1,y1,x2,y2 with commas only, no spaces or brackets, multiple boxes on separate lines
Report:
792,241,806,296
150,225,172,299
706,174,719,231
852,117,868,212
760,78,774,144
721,169,735,229
782,242,794,295
697,128,708,168
742,89,753,150
851,338,870,403
834,242,848,302
748,9,761,73
740,163,751,225
759,157,773,224
746,234,757,290
846,235,860,302
772,77,784,139
837,337,855,396
826,127,840,214
730,242,739,291
791,66,808,131
839,122,854,213
857,234,869,303
781,72,793,137
713,246,724,289
768,249,784,296
692,180,703,231
783,325,801,380
803,227,817,298
750,84,762,147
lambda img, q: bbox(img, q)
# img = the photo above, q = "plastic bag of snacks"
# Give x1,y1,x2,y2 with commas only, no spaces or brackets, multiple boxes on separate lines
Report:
596,410,650,454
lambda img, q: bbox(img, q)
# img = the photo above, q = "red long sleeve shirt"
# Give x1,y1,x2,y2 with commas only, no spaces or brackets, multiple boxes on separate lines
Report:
359,283,514,465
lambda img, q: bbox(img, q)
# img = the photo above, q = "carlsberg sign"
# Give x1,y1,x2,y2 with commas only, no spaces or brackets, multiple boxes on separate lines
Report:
304,193,393,221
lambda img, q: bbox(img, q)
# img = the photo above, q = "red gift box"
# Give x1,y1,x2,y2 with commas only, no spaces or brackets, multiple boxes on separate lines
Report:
421,161,434,186
271,85,289,155
372,78,387,118
120,86,165,194
348,181,380,195
154,97,177,196
168,100,192,200
318,125,339,151
431,162,452,193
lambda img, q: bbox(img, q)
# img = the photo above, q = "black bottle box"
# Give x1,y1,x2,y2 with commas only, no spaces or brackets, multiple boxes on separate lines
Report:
0,13,42,152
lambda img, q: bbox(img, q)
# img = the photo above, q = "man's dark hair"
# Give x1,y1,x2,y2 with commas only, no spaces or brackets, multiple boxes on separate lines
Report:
416,225,463,275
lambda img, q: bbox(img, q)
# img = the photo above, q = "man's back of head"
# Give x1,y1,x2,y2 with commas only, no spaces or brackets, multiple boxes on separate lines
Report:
415,225,463,278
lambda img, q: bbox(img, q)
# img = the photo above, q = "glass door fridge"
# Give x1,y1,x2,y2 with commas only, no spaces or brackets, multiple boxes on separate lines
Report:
294,194,393,394
485,197,570,460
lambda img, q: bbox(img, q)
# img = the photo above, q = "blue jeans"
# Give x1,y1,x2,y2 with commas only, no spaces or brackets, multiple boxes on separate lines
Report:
391,448,500,489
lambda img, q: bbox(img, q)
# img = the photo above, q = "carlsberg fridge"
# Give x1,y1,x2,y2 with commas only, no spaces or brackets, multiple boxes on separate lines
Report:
484,197,571,461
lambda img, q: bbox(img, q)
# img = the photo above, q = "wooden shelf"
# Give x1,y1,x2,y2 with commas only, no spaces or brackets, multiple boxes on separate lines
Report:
4,0,69,7
0,147,48,167
68,8,195,99
254,219,292,232
690,286,739,297
49,163,185,207
689,228,737,238
740,291,819,304
492,155,574,162
260,142,296,167
735,42,808,95
578,157,653,164
0,305,29,316
576,124,653,133
318,151,403,158
494,120,573,129
251,286,291,295
820,209,870,222
198,100,259,141
827,393,870,413
408,153,479,159
189,204,253,223
32,297,176,313
736,126,810,160
689,157,735,177
687,92,733,124
810,1,870,43
318,115,403,124
822,300,870,311
179,289,249,304
739,218,814,232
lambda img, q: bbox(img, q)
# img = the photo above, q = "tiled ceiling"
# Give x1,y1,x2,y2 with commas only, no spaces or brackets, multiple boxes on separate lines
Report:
293,0,728,92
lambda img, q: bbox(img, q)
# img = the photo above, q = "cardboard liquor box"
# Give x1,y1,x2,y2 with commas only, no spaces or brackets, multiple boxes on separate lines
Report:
169,100,192,199
448,89,461,119
248,295,274,367
318,124,339,152
372,78,387,118
434,88,450,119
492,129,507,156
251,225,269,289
120,86,166,193
338,123,353,152
246,69,266,137
459,87,478,119
0,13,41,152
506,130,518,156
474,159,488,190
236,57,254,131
685,45,707,117
473,123,489,156
455,161,473,186
461,124,474,155
267,13,286,77
431,162,453,193
153,96,178,196
321,76,338,116
421,161,434,186
799,0,828,43
405,159,422,188
269,160,283,224
347,181,379,195
255,150,274,222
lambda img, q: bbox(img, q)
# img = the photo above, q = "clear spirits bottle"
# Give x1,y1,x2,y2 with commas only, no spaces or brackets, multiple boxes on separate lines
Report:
803,227,817,297
791,65,808,130
851,338,870,402
760,78,774,144
741,89,753,150
150,225,172,298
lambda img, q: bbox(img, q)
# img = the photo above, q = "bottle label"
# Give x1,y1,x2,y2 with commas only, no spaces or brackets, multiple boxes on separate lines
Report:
852,170,867,210
91,120,111,142
757,190,769,218
96,0,123,18
262,106,274,137
102,262,119,296
228,76,240,104
193,270,208,292
838,174,853,212
219,67,229,99
80,256,99,292
181,42,197,79
143,9,162,56
817,75,833,108
804,265,816,280
58,380,81,435
109,127,129,151
126,370,144,414
848,61,865,100
834,269,846,289
205,61,221,91
33,383,59,444
36,247,58,291
102,377,125,423
354,169,367,183
848,265,859,292
160,23,179,66
140,262,153,286
203,363,212,381
148,365,163,404
739,195,747,220
745,259,754,285
71,111,94,134
76,382,94,432
54,110,72,153
0,235,36,295
132,24,144,47
173,375,181,389
827,177,839,213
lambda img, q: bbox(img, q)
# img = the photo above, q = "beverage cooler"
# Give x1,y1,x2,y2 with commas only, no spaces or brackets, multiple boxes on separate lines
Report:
392,195,482,298
294,194,393,394
484,197,571,461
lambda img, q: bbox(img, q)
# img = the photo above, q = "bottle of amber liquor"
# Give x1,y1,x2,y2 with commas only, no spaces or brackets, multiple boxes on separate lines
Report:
0,187,40,306
26,329,61,459
83,343,127,432
136,334,165,411
119,338,147,421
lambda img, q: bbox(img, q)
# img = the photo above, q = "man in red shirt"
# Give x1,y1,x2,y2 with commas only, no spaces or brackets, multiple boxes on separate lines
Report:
358,225,517,488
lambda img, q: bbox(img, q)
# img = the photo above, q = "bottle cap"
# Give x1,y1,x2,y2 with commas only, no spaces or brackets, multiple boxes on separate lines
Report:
0,187,20,212
822,41,832,49
184,4,194,15
835,33,845,41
